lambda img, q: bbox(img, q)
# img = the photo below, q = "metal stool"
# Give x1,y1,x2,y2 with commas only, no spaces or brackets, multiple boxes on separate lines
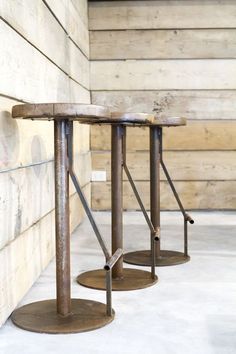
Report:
123,116,194,267
76,113,159,291
11,103,123,334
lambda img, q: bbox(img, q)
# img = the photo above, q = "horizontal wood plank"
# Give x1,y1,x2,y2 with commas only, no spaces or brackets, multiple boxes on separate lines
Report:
0,20,90,103
45,0,89,57
0,184,89,327
91,90,236,120
91,60,236,90
91,121,236,151
0,0,89,88
92,151,236,181
89,0,236,30
0,155,91,250
92,181,236,210
90,29,236,60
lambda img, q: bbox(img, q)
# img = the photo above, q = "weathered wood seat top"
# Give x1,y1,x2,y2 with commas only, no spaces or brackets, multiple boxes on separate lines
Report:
12,103,111,120
80,112,186,126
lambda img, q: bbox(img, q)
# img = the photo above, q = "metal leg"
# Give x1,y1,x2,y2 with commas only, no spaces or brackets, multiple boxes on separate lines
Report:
111,125,124,279
11,119,114,333
124,126,192,267
54,120,71,316
77,124,157,291
150,126,161,258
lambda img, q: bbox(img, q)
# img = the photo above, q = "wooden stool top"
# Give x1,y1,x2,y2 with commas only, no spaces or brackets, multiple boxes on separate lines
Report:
12,103,111,121
79,112,186,127
78,112,154,125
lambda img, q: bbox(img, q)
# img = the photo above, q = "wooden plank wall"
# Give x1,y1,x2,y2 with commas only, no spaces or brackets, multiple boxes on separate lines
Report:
89,0,236,211
0,0,90,326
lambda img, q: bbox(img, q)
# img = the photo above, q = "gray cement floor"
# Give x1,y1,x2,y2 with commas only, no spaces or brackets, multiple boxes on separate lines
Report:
1,211,236,354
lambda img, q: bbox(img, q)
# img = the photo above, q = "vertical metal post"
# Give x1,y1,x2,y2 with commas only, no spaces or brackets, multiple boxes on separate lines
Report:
111,125,124,279
54,120,71,316
184,218,188,256
106,270,112,316
150,126,161,258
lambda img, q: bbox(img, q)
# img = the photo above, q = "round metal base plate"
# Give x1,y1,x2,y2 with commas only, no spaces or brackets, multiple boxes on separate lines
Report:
77,268,158,291
124,250,190,267
11,299,114,334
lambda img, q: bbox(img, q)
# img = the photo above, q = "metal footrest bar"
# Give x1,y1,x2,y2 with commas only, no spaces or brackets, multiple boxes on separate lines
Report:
123,163,160,241
159,127,194,256
66,121,120,315
67,121,110,261
160,159,194,256
122,126,158,278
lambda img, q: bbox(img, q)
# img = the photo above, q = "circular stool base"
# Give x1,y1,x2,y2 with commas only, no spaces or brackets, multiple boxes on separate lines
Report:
11,299,114,334
77,268,158,291
124,250,190,267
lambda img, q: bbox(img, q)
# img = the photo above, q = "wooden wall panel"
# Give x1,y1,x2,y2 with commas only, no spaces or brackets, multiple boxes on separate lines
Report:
91,90,236,120
0,184,90,327
90,29,236,60
0,153,90,251
92,181,236,210
91,121,236,151
45,0,89,57
0,20,89,102
0,0,89,88
89,0,236,212
92,151,236,181
91,60,236,91
89,0,236,30
0,0,90,326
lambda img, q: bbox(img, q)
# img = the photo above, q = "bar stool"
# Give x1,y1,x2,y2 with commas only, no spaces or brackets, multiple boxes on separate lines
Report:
76,113,159,291
123,116,194,267
11,103,123,334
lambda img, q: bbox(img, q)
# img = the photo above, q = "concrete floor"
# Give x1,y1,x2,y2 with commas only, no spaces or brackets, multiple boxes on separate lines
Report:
1,211,236,354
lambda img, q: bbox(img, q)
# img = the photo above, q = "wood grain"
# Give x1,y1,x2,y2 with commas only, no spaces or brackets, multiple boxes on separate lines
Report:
91,121,236,151
91,60,236,90
0,184,90,327
90,29,236,60
0,0,89,88
0,20,90,103
91,90,236,120
0,155,91,250
92,151,236,181
92,181,236,210
89,0,236,30
45,0,89,57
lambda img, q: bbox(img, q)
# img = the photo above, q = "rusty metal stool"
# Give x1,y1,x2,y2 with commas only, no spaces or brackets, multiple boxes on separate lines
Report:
124,116,194,267
76,113,159,291
10,103,123,334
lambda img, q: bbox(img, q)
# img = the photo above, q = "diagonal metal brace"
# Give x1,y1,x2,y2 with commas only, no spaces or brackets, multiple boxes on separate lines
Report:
66,121,110,261
159,127,194,256
122,127,159,241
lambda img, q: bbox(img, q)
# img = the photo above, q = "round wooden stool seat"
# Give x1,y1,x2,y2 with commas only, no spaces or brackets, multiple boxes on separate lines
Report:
77,111,186,127
12,103,111,121
78,112,155,125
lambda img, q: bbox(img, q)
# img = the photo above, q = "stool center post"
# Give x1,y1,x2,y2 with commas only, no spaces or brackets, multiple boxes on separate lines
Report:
111,124,124,279
150,126,161,258
54,119,71,316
